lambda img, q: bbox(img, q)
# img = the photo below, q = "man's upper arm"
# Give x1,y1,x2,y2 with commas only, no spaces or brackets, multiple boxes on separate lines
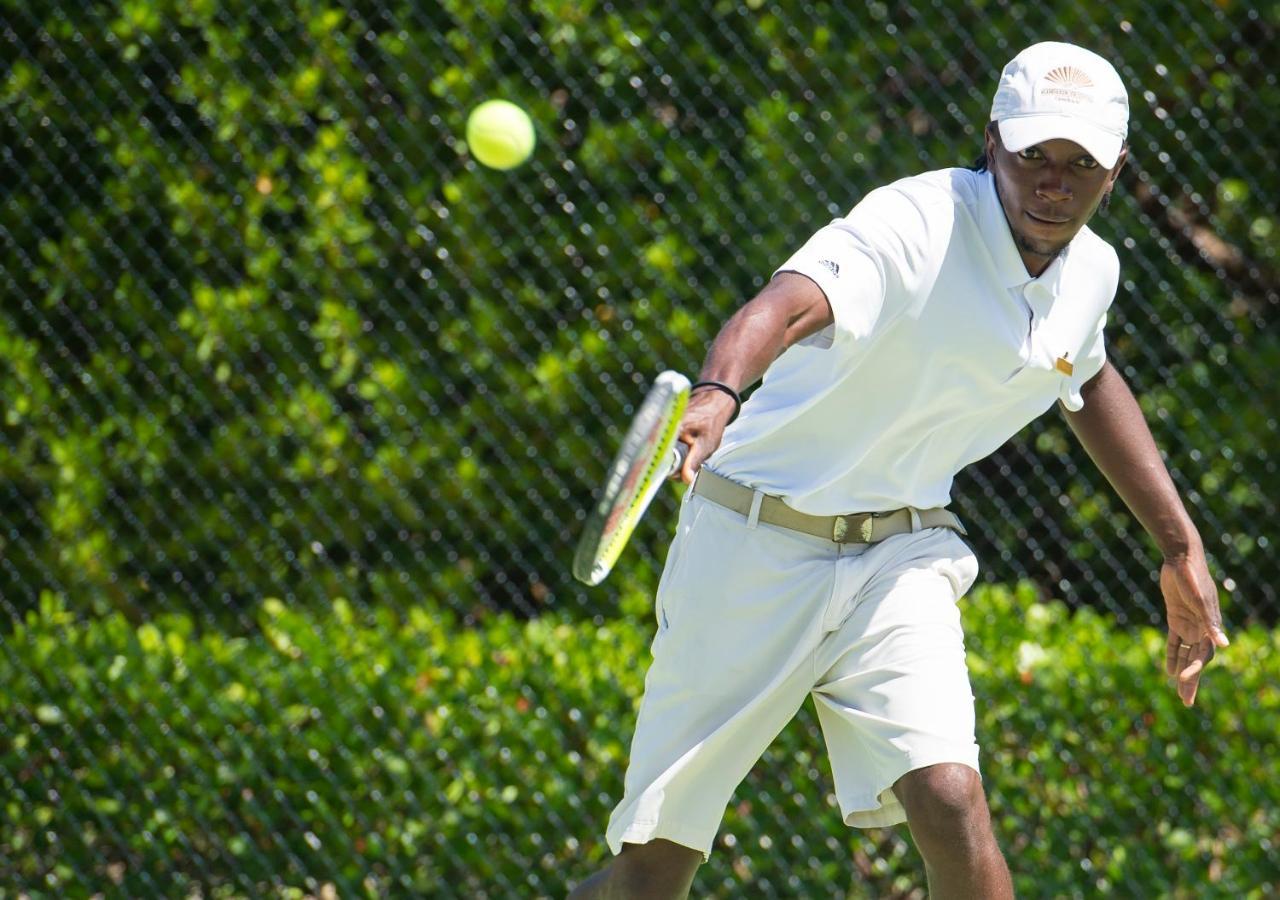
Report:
1061,360,1116,419
771,183,948,345
764,271,836,349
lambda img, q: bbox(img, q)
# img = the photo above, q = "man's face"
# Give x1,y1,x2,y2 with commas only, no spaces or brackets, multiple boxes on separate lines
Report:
985,127,1127,276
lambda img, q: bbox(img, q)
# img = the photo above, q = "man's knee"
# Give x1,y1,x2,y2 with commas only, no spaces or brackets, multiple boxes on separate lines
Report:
619,837,702,866
894,763,992,846
568,839,702,899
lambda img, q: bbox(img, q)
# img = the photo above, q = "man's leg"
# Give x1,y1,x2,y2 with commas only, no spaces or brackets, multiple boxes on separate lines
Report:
591,496,838,890
807,528,1005,893
893,763,1013,900
567,840,702,900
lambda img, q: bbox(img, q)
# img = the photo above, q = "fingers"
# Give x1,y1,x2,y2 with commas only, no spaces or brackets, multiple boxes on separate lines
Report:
1177,658,1203,707
1168,635,1216,707
679,443,704,485
1159,555,1230,706
1199,590,1231,649
676,392,735,484
1209,624,1231,649
1166,632,1200,680
1164,556,1232,648
676,427,716,485
1164,633,1181,678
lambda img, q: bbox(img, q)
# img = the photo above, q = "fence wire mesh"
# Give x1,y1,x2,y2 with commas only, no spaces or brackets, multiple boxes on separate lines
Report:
0,1,1276,897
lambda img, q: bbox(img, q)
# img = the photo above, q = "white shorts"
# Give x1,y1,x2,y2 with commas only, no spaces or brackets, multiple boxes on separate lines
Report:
605,485,983,859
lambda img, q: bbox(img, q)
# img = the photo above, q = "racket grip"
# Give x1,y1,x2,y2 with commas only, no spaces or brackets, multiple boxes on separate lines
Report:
668,441,690,479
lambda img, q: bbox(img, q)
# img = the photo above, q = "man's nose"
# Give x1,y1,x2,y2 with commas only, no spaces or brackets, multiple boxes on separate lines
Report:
1036,178,1071,202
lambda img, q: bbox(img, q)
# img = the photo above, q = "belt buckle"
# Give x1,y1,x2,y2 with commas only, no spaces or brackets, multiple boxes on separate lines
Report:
832,514,873,543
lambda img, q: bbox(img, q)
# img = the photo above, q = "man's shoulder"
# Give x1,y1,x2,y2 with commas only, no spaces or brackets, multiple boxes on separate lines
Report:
876,166,979,209
1070,225,1121,280
1072,224,1119,259
844,167,975,237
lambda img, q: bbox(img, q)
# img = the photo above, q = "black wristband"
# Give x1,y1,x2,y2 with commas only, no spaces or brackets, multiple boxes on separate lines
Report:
690,380,742,424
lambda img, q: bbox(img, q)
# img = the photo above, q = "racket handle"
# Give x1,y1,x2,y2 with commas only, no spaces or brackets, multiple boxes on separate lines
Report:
668,441,690,479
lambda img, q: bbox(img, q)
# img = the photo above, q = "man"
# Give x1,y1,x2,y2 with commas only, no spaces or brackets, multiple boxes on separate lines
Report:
569,41,1229,899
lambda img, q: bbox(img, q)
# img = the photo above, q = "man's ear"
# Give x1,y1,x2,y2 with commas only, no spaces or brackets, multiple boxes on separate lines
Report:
1108,145,1129,186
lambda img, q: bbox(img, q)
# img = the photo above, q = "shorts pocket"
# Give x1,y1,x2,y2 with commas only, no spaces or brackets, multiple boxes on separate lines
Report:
934,532,980,600
653,494,708,633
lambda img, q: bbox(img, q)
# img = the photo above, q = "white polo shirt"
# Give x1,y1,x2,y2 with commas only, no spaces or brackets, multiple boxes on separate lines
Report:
707,167,1118,515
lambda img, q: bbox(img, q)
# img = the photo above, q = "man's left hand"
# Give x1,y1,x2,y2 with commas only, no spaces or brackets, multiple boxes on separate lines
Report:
1159,549,1230,707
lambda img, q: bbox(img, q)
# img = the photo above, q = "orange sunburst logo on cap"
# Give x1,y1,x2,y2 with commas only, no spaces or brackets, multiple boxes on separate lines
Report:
1044,66,1094,89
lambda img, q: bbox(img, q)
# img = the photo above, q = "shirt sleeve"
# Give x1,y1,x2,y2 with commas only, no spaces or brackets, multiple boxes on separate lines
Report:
1058,313,1108,411
772,182,949,346
1058,236,1119,411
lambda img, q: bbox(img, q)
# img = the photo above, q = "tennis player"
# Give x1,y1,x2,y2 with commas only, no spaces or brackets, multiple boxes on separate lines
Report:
569,41,1229,899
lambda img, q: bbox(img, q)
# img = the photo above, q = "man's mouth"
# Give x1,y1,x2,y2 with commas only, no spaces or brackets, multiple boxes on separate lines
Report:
1026,210,1071,225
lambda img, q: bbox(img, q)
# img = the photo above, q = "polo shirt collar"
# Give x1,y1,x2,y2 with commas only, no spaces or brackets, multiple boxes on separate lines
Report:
976,170,1072,290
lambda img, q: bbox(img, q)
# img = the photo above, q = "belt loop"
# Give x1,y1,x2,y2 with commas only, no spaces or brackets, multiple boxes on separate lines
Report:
746,489,764,529
909,507,922,532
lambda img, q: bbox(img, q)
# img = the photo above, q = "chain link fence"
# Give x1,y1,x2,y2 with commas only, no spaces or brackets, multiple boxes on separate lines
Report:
1,1,1276,896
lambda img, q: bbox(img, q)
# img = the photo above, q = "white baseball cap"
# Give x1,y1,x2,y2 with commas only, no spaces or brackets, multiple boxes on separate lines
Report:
990,41,1129,168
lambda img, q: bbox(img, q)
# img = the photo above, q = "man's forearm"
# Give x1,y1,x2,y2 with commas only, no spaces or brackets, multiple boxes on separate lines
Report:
1062,362,1201,558
697,298,791,393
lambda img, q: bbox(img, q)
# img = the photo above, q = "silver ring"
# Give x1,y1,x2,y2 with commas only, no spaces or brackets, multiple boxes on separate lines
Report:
1178,642,1193,650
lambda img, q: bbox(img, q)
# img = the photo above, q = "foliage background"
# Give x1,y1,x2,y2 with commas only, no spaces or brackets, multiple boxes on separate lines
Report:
0,0,1276,896
3,586,1279,897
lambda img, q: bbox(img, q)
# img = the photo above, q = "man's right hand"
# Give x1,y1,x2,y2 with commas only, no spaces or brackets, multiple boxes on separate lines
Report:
675,388,738,484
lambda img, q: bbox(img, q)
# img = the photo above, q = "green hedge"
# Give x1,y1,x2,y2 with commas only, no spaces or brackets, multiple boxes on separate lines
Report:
1,584,1276,898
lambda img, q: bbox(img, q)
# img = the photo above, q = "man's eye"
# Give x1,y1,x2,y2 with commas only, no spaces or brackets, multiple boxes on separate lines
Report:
1076,157,1100,170
1019,148,1042,160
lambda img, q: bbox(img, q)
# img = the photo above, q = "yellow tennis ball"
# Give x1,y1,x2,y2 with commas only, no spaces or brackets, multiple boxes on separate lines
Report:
465,100,535,171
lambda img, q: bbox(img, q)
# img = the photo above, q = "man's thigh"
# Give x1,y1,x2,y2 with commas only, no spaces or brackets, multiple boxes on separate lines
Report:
811,527,982,829
607,494,841,856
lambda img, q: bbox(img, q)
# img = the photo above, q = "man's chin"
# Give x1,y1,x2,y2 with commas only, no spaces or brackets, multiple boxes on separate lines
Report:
1012,230,1068,261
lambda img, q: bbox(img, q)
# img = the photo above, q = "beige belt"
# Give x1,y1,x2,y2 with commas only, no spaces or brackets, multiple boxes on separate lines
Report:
692,469,966,544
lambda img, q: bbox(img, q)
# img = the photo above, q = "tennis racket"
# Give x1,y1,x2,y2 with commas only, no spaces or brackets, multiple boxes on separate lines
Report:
573,370,691,585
